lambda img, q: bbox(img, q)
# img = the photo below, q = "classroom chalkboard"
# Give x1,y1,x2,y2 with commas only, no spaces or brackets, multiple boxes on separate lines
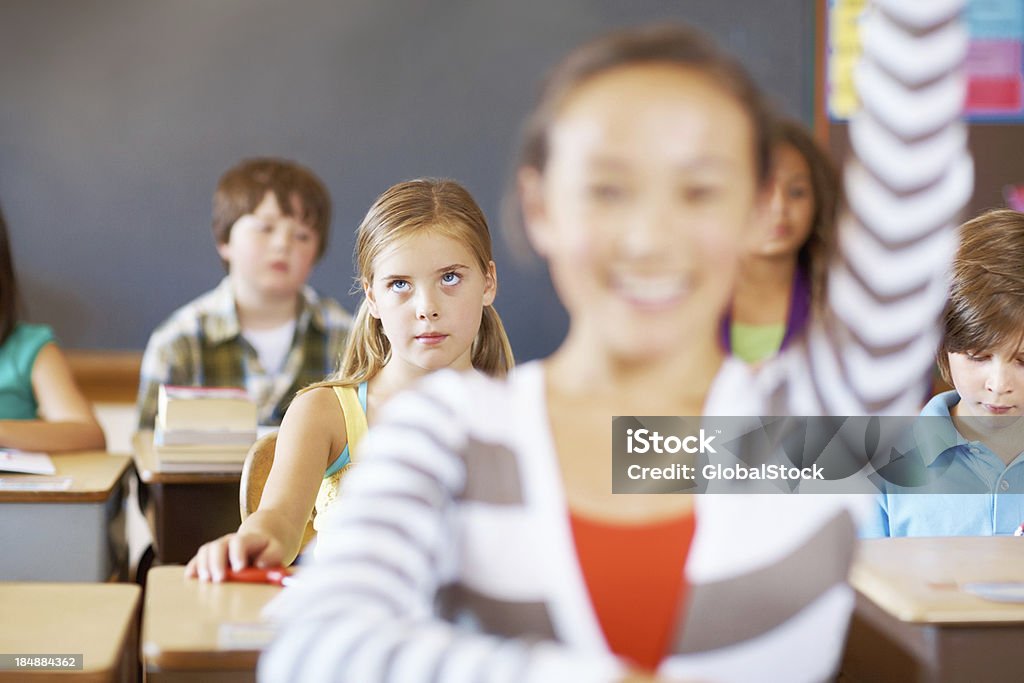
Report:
0,0,818,362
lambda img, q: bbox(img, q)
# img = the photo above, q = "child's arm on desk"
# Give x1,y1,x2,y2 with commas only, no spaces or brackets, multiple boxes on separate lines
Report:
187,386,345,582
0,343,106,452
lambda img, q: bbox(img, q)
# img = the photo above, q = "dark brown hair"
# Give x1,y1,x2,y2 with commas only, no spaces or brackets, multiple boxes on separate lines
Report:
504,23,775,255
938,209,1024,384
517,23,773,181
212,158,331,265
774,119,841,312
0,203,20,345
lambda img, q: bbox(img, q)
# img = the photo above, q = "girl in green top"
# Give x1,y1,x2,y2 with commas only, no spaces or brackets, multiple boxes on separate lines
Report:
724,119,839,364
0,203,105,451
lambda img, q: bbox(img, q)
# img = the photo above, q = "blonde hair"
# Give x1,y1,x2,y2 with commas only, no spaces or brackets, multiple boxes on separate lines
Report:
303,178,514,394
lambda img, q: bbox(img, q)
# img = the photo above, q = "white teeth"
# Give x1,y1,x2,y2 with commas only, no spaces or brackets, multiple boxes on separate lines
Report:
613,274,689,305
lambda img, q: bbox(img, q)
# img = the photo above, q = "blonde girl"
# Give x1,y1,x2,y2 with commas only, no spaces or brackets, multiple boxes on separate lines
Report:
186,178,513,580
264,9,971,683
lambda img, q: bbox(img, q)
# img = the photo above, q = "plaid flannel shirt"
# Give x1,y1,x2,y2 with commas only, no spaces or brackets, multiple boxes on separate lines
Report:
137,277,352,429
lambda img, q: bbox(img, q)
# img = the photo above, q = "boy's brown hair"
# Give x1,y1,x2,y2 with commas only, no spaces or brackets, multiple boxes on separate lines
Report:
212,158,331,265
938,209,1024,384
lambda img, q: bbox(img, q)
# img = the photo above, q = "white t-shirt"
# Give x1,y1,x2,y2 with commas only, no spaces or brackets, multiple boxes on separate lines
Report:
242,320,296,375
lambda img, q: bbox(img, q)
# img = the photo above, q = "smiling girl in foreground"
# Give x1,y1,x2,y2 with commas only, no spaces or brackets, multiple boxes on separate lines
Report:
186,178,513,580
263,10,971,682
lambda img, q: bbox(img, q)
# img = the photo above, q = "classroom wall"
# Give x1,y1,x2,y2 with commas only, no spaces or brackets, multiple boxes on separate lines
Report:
0,0,816,362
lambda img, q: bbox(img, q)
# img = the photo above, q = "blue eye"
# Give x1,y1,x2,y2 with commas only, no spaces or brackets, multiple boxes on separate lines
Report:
441,272,462,286
388,280,410,292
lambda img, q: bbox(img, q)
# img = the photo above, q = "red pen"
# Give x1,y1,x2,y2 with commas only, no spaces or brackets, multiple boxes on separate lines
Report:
223,567,294,586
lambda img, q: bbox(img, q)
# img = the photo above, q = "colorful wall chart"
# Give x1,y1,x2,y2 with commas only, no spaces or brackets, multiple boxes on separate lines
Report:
827,0,1024,121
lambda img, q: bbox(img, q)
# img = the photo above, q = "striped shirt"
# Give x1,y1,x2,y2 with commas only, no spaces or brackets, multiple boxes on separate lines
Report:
261,3,972,681
137,276,352,428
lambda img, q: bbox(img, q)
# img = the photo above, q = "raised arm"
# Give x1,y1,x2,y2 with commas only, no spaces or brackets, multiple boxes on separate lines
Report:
788,0,972,415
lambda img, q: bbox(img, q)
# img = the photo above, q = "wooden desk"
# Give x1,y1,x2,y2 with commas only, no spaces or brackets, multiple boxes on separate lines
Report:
133,431,243,565
842,537,1024,683
142,565,280,682
0,452,131,581
0,582,140,682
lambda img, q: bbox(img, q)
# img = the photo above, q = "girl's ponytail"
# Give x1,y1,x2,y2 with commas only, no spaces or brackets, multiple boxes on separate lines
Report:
472,305,514,378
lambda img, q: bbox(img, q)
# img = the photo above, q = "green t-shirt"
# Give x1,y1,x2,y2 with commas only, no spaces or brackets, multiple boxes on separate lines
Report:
0,323,55,419
730,322,786,365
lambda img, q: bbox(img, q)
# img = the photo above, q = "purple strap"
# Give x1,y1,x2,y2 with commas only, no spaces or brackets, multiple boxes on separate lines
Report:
719,265,812,354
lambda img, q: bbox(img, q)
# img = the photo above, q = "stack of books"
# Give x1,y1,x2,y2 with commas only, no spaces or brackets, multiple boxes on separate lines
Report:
154,385,258,473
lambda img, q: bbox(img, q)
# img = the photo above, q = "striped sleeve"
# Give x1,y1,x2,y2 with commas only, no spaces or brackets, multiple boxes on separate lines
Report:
783,0,972,416
258,373,624,683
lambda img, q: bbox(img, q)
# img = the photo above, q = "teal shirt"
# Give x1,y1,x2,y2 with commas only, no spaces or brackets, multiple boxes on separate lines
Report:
0,323,55,419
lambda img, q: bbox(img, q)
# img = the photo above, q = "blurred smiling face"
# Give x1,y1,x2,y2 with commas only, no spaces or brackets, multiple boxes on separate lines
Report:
521,63,761,360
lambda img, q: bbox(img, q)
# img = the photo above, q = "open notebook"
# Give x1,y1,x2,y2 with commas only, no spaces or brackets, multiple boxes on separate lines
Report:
0,449,56,475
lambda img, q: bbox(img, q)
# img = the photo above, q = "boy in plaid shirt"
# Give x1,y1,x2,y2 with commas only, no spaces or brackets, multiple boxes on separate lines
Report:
137,159,351,428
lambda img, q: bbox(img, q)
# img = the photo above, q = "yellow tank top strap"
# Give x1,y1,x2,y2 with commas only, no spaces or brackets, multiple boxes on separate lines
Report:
313,384,369,531
333,385,368,462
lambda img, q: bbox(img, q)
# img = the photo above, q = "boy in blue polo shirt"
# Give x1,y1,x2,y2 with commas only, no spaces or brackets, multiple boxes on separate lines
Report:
865,209,1024,536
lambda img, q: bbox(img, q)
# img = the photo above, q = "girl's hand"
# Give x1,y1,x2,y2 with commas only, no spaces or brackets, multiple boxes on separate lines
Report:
184,531,284,582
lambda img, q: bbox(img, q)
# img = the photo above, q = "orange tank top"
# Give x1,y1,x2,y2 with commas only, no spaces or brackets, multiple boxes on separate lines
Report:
569,510,696,672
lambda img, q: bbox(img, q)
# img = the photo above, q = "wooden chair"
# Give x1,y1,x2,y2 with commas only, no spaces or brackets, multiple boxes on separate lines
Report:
239,433,317,550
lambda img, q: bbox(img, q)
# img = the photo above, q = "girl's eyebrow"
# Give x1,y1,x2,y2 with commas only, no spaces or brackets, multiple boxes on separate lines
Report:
381,264,470,280
436,263,469,273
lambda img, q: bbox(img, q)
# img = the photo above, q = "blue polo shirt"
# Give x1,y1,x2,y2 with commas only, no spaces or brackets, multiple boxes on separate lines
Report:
862,391,1024,537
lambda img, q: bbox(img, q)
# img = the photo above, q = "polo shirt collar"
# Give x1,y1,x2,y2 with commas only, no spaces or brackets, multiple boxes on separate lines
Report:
915,391,969,466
